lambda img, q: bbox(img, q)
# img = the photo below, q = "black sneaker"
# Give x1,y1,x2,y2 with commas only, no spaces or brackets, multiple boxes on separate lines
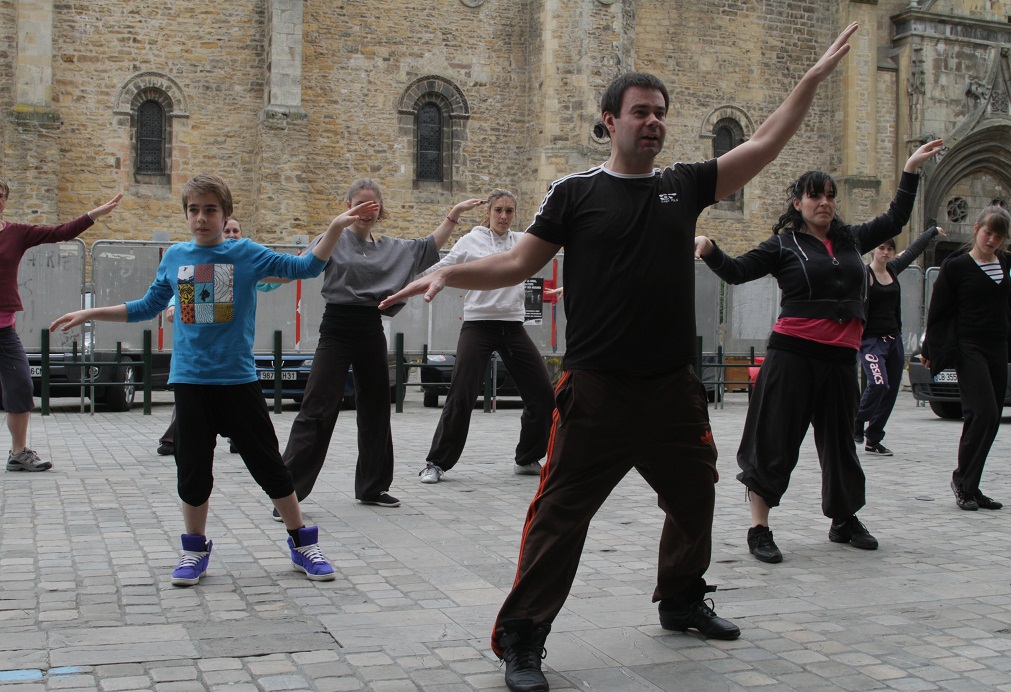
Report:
975,491,1003,510
499,618,549,692
828,516,878,550
228,440,238,454
156,443,174,456
864,442,893,456
271,507,283,522
658,586,740,640
359,491,401,508
747,525,783,563
951,480,978,511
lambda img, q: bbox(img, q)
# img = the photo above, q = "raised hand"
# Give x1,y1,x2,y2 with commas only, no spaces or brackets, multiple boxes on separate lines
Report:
904,139,944,173
330,200,381,231
807,22,859,83
88,193,124,219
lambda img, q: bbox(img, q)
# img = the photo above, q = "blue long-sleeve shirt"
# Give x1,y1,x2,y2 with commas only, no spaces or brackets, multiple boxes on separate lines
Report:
125,238,326,385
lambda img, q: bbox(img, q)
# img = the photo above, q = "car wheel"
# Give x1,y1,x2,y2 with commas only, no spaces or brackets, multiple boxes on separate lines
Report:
102,362,136,412
423,391,439,408
928,400,963,420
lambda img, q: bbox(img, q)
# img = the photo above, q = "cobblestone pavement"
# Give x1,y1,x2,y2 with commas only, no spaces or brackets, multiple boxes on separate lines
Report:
1,387,1010,691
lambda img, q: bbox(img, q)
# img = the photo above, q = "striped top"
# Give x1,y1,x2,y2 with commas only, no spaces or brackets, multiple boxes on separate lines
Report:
976,258,1005,283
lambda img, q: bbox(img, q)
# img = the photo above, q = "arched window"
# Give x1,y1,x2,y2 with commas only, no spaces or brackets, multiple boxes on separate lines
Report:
114,73,189,188
416,102,443,182
136,100,166,175
713,118,745,210
398,76,470,190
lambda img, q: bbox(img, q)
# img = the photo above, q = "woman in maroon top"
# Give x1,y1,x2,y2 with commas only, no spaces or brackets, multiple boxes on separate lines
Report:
0,179,121,471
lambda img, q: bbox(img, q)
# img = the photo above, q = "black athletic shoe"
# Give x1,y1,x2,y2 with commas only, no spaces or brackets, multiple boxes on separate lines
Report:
747,525,783,563
864,442,893,456
974,491,1003,510
358,491,401,507
951,480,978,511
829,516,878,550
499,618,549,692
156,443,174,456
658,589,740,640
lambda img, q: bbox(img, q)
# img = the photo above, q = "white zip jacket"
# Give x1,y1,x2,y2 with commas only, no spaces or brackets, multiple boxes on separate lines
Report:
422,226,526,322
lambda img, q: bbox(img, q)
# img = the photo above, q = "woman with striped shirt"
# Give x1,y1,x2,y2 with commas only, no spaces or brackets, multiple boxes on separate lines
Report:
922,204,1011,512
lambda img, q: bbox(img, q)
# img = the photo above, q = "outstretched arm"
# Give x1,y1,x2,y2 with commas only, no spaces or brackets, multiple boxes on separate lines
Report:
50,305,128,332
715,22,859,200
378,233,560,310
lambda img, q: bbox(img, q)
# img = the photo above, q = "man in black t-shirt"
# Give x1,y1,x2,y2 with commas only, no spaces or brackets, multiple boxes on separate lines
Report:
381,23,860,692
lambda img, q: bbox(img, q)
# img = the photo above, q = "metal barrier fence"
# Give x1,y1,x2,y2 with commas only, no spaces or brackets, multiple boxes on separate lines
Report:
14,239,87,351
16,239,936,410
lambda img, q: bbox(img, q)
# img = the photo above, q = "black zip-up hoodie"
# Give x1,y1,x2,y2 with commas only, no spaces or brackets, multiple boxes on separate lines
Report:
703,172,919,324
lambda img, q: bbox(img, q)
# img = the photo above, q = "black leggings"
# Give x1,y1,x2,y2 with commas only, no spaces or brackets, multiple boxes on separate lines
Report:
953,340,1007,495
173,382,294,506
427,321,555,470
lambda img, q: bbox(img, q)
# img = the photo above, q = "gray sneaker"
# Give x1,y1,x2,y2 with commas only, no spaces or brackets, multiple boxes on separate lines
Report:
419,463,444,484
514,461,542,476
7,448,52,472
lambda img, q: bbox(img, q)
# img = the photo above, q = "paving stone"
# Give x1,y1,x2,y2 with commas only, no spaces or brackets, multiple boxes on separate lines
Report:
4,391,1011,691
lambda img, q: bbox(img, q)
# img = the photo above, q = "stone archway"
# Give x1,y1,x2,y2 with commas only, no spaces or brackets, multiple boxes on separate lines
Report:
923,124,1011,237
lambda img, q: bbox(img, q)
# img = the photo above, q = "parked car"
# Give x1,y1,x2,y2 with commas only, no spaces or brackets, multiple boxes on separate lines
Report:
907,358,1011,419
21,348,171,412
254,355,406,409
419,353,526,408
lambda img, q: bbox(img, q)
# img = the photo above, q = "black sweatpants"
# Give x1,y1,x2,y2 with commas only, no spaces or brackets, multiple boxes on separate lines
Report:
737,340,866,519
491,367,719,656
953,340,1006,495
282,327,393,502
173,382,294,506
427,321,555,470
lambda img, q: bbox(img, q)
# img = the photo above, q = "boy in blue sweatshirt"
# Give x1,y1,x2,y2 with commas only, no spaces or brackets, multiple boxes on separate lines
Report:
52,174,379,587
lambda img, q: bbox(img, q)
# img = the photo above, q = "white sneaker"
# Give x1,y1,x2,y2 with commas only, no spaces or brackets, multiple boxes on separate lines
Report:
419,463,444,484
514,461,542,476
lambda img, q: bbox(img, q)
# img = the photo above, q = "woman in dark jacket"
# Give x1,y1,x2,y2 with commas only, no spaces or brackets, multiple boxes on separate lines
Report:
921,204,1011,512
694,139,941,563
855,225,942,456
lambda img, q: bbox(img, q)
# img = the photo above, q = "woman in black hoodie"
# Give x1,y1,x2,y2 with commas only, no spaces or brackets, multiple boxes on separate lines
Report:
694,139,941,563
921,204,1011,512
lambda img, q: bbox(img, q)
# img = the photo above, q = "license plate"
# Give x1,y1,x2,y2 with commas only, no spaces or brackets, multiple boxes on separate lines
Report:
259,371,296,381
29,366,42,377
934,371,958,383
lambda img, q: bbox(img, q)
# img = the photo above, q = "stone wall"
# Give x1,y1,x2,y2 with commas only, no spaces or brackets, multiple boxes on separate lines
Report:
2,0,1008,260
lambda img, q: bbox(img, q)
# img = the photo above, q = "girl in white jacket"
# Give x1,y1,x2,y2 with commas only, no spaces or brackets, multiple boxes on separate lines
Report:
419,189,556,483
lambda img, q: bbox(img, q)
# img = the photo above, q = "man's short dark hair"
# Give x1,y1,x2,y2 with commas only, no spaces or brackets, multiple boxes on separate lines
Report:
600,72,670,117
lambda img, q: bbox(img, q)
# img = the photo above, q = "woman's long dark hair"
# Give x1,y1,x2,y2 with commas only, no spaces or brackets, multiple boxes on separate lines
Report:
772,171,855,249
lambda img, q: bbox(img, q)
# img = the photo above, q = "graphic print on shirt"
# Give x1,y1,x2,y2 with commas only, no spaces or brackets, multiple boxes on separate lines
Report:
177,263,235,324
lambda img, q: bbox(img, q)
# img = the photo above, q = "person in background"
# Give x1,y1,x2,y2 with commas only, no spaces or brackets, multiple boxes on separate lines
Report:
695,139,942,565
1,179,122,472
417,189,555,484
921,205,1010,512
854,225,942,456
275,179,483,515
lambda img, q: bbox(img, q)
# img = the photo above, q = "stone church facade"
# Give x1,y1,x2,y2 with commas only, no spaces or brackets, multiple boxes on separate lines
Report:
2,0,1011,262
